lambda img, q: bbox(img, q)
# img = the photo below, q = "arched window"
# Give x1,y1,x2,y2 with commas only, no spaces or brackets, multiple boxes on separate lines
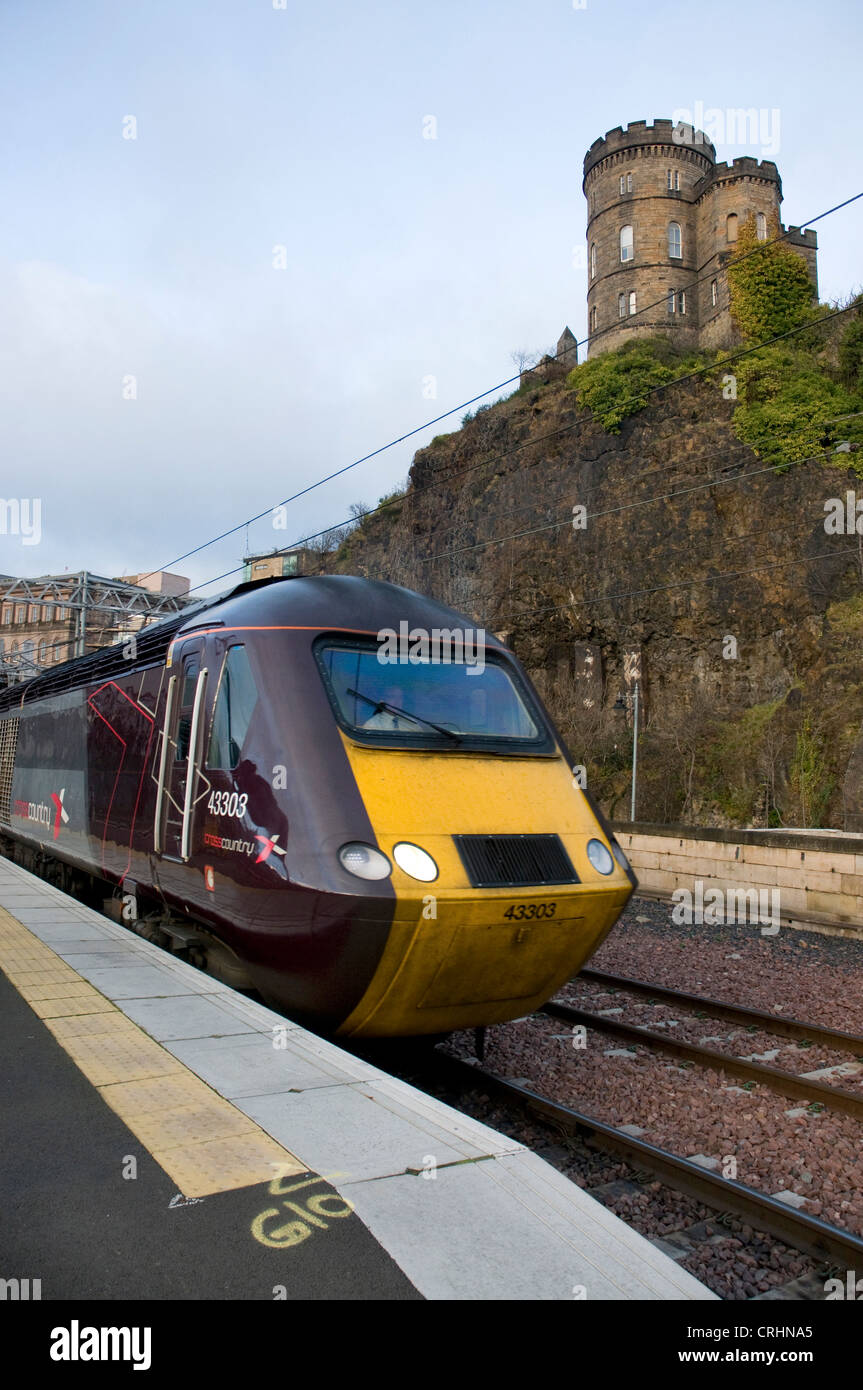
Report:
726,213,738,243
590,305,597,333
668,222,682,259
619,225,633,262
756,212,767,241
590,243,596,279
618,292,626,319
667,289,676,316
628,290,637,316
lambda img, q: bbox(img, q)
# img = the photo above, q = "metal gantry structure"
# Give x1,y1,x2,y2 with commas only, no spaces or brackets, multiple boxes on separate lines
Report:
0,572,192,685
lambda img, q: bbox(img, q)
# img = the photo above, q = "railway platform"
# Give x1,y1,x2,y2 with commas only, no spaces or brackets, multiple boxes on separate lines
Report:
0,856,713,1301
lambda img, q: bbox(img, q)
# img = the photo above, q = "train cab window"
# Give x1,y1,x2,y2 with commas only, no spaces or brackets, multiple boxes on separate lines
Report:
176,653,200,761
208,644,259,770
315,641,553,754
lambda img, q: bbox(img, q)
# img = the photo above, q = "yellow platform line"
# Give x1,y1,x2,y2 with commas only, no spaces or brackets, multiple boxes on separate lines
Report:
0,908,304,1198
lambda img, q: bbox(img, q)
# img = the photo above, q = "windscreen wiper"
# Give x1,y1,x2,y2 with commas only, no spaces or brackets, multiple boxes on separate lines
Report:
346,687,460,741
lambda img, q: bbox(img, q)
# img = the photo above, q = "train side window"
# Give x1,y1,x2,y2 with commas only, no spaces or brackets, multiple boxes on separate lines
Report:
176,653,200,761
207,645,259,770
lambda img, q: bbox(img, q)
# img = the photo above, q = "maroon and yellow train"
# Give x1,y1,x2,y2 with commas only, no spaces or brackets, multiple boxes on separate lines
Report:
0,575,635,1036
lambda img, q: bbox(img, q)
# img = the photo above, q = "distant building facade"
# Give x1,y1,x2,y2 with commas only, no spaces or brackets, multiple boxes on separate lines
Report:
242,548,313,582
584,119,818,356
121,570,190,599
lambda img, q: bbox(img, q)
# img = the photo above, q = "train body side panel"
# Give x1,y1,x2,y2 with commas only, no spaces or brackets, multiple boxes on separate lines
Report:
7,691,94,871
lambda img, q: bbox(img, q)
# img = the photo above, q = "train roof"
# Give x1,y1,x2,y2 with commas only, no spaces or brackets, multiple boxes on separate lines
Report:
0,576,503,713
177,574,504,644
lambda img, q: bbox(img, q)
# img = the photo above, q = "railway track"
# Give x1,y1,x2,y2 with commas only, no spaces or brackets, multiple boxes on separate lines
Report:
580,967,863,1055
545,969,863,1119
422,1047,863,1279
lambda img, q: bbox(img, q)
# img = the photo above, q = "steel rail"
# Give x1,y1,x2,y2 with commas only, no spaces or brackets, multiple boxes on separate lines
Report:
579,967,863,1056
426,1050,863,1272
541,1001,863,1119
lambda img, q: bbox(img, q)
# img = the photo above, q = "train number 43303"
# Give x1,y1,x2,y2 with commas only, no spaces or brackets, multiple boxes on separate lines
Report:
207,790,249,818
502,902,557,920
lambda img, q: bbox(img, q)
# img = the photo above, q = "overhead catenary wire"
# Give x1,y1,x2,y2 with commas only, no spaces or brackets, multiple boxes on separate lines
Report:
136,192,862,588
184,297,861,597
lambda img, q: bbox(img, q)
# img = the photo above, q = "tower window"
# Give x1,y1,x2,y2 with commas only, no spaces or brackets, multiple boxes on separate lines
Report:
628,290,637,316
756,212,767,240
711,279,718,307
667,169,680,191
619,172,632,194
667,290,676,316
726,213,738,243
590,242,596,279
590,305,597,333
618,292,626,319
668,222,682,259
678,290,686,315
619,224,633,262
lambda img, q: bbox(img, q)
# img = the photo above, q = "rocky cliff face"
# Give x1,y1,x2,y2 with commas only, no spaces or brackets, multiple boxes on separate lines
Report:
330,372,863,829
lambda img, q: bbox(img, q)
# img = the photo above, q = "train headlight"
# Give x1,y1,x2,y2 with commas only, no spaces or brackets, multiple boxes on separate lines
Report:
392,842,438,883
338,843,392,880
611,839,631,873
586,838,615,875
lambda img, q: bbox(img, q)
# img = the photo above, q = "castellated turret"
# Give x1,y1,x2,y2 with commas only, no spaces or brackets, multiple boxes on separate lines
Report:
583,119,818,357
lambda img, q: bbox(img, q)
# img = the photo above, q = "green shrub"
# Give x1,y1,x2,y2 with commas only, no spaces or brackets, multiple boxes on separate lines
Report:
838,301,863,389
732,346,860,470
728,214,816,342
566,341,680,432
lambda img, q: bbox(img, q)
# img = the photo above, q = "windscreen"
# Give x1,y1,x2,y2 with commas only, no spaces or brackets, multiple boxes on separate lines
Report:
318,644,546,746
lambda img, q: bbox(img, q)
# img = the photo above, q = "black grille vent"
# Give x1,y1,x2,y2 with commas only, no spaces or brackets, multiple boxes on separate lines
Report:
454,834,578,888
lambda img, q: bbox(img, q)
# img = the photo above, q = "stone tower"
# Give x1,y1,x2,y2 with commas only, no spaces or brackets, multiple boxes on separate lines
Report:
583,119,818,357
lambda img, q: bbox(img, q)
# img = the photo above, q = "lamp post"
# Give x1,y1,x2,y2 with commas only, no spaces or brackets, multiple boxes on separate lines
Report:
614,681,640,822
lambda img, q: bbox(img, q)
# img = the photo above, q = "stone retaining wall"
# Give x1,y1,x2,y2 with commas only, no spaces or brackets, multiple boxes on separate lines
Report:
610,823,863,937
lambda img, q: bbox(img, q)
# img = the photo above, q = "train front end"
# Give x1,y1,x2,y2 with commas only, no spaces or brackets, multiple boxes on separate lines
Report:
312,626,636,1038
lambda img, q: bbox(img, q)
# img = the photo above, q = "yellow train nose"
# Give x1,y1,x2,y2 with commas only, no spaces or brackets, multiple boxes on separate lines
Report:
336,742,633,1036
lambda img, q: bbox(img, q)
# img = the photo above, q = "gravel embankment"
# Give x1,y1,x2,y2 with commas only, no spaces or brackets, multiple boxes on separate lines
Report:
432,897,863,1298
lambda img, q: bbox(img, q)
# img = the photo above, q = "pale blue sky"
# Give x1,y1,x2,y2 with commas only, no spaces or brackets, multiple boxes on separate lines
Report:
1,0,861,592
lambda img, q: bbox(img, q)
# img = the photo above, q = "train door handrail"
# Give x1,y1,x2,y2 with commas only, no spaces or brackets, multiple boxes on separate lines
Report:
181,668,208,862
153,674,177,854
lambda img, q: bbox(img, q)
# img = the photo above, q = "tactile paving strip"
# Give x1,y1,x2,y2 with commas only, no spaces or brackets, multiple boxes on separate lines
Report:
0,908,304,1197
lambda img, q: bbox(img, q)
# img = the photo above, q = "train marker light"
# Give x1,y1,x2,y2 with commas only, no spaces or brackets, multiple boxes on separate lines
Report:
338,843,391,880
586,839,614,875
610,840,631,874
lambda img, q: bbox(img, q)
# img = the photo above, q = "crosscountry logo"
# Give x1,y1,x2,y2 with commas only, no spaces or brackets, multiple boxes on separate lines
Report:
50,788,69,840
254,833,287,865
